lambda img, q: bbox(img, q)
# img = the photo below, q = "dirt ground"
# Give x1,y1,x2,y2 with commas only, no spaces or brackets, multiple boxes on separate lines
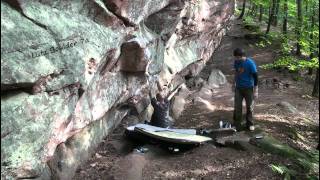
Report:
73,20,319,180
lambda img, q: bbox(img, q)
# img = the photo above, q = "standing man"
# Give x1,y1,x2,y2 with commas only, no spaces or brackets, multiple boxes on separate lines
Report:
232,48,258,131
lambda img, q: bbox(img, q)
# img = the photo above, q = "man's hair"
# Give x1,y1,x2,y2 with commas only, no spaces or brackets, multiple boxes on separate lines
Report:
156,93,164,101
233,48,246,57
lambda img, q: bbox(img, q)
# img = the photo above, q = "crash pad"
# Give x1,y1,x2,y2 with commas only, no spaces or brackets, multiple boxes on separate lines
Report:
133,127,212,145
126,124,197,135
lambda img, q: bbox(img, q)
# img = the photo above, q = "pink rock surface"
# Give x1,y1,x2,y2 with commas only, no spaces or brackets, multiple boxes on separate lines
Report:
1,0,235,179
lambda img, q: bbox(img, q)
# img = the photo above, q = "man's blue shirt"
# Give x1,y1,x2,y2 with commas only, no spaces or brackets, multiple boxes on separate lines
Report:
234,58,257,88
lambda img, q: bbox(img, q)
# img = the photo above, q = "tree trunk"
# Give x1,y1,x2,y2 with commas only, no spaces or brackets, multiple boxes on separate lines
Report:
283,0,288,34
249,2,254,15
251,4,257,16
305,0,308,14
254,4,259,17
266,6,271,23
266,0,276,34
296,0,303,56
273,0,281,26
308,8,316,75
308,69,313,75
259,4,263,22
310,7,315,38
238,0,247,19
308,53,314,75
312,68,319,97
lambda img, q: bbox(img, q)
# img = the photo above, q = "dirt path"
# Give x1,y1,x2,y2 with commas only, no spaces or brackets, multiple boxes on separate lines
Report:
73,20,319,180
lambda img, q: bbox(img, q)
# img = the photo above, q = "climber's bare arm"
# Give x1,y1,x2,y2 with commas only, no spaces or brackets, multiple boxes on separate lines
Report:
166,84,182,101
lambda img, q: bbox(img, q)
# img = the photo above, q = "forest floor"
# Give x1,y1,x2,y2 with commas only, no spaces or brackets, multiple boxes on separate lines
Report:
73,19,319,180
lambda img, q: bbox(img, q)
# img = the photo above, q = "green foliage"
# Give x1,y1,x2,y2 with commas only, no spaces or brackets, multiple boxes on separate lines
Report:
255,39,271,48
255,135,307,159
298,26,319,55
260,56,319,71
300,150,319,172
243,16,255,25
238,0,319,56
280,38,293,54
243,16,261,32
235,8,241,16
254,34,274,48
296,150,319,178
257,135,319,179
238,0,319,97
250,0,270,7
270,164,296,179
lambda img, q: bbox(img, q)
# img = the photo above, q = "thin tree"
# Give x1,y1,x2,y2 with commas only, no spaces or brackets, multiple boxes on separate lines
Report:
238,0,247,19
259,4,263,22
265,6,270,23
249,0,254,15
308,7,316,75
296,0,303,56
310,7,315,39
266,0,277,34
312,43,319,96
254,3,259,17
283,0,288,34
312,68,319,97
305,0,308,14
272,0,281,26
250,3,257,16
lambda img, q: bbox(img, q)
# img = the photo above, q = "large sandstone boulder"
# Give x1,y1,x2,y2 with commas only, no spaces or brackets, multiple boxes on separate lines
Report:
171,95,186,120
207,69,227,88
1,0,235,179
276,101,299,114
192,97,216,111
170,83,190,120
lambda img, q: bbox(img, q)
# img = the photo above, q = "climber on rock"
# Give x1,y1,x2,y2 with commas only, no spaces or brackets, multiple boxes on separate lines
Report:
148,81,182,128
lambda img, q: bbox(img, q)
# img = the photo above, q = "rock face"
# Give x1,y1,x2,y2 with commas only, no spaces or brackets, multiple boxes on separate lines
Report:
1,0,235,179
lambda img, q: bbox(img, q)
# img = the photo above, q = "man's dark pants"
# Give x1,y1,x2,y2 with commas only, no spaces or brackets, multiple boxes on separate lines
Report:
233,87,254,130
